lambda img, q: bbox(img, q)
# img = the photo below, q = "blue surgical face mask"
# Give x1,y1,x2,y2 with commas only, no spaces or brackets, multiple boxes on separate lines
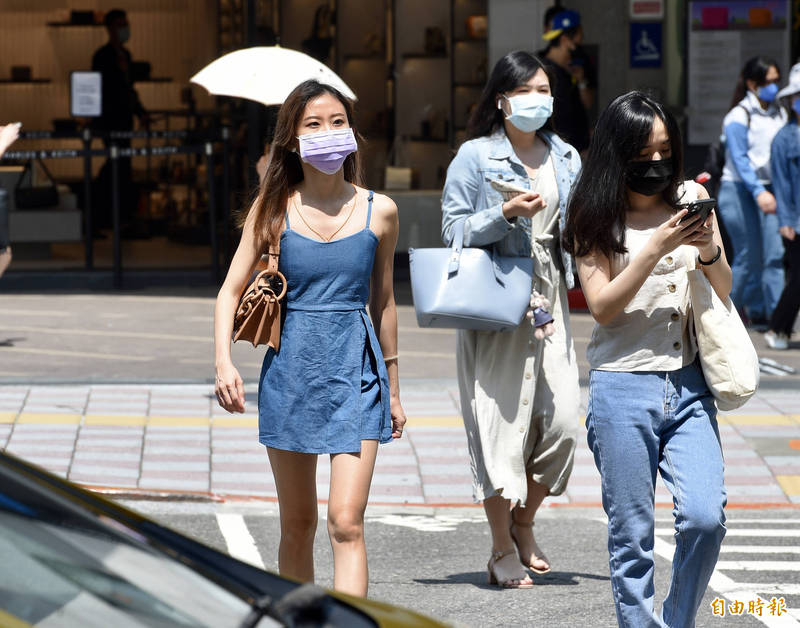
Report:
757,82,779,103
792,98,800,116
499,92,554,133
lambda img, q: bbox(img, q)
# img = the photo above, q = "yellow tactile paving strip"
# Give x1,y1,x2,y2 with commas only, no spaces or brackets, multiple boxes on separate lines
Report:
0,414,258,427
83,415,147,426
17,413,81,424
718,415,800,426
776,476,800,497
405,416,464,427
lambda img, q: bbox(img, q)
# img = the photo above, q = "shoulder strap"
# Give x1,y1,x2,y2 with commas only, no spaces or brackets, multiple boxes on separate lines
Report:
736,104,751,129
365,190,374,228
266,237,280,272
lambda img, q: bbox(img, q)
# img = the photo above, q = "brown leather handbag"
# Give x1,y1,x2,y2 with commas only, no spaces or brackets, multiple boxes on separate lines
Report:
232,243,287,350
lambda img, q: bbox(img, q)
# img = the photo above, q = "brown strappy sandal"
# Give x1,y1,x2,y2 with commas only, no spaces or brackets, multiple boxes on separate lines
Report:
510,511,551,575
487,548,534,588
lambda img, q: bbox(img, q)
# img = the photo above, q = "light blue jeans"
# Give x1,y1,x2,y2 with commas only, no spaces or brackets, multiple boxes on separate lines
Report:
718,180,785,319
586,360,727,628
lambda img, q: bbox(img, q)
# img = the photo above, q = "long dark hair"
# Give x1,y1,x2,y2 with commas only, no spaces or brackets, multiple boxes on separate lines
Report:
730,56,780,108
466,51,556,140
242,79,363,249
563,91,684,259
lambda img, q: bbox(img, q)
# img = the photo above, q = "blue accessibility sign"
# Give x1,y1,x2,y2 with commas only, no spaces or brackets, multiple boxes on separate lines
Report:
630,22,662,68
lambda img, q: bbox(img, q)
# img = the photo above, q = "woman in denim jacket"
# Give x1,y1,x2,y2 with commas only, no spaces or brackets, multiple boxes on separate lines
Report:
441,51,580,588
765,62,800,350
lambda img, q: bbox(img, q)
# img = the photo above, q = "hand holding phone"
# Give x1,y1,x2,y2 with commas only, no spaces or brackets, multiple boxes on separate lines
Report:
491,179,547,219
679,198,715,225
490,178,530,202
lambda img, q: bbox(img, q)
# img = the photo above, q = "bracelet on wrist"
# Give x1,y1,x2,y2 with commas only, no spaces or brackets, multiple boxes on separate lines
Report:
698,245,722,266
383,354,399,362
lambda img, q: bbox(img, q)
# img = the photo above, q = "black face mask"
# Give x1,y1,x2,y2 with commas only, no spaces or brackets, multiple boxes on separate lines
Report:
625,157,673,196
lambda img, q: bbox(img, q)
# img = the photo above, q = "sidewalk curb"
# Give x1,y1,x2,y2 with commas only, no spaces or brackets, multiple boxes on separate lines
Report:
83,484,800,510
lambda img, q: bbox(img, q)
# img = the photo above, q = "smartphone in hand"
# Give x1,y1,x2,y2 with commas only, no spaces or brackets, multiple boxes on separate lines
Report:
679,198,715,225
490,179,530,202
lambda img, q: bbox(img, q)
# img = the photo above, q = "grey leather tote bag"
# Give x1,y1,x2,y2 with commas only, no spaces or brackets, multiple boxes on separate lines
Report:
409,219,533,331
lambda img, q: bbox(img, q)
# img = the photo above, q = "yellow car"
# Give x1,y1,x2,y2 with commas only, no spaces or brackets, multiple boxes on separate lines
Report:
0,451,449,628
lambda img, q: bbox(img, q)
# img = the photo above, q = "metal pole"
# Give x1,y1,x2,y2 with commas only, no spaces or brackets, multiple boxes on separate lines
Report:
82,128,93,271
111,144,122,289
222,126,231,266
145,119,152,224
205,142,219,283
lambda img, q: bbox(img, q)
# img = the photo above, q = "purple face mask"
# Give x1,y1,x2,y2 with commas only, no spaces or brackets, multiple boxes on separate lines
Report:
297,128,357,175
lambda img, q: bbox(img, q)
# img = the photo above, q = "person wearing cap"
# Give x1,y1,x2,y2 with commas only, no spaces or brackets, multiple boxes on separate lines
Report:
541,6,596,114
542,9,591,154
764,61,800,350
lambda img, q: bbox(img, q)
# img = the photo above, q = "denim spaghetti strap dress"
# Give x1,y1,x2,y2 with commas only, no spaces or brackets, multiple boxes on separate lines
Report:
258,191,392,454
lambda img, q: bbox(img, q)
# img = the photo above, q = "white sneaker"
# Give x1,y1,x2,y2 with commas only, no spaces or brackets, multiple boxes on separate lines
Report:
764,330,789,350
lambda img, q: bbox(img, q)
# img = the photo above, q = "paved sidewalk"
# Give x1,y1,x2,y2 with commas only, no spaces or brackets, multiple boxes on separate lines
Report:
2,381,799,507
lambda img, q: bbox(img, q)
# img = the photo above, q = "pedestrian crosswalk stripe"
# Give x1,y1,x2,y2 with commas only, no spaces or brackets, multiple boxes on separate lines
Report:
690,518,800,524
715,561,800,571
713,583,800,596
656,528,800,537
215,513,265,569
720,546,800,554
653,523,800,627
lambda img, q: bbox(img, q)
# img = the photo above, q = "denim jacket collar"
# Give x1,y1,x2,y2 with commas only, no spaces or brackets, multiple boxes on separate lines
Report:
486,129,576,169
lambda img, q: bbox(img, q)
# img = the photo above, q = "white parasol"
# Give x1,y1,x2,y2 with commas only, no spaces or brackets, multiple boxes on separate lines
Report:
190,46,357,105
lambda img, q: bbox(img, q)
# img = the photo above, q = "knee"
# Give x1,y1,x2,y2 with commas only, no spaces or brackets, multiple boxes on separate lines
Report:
681,503,726,545
327,509,364,545
281,512,318,544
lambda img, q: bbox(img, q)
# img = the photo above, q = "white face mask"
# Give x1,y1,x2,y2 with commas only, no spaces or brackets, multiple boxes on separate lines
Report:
499,92,554,133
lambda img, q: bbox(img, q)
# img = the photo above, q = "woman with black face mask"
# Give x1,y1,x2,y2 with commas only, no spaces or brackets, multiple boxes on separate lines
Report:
563,91,732,627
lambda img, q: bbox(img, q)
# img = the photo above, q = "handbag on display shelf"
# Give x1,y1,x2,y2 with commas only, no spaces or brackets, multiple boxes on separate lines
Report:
409,218,533,331
384,136,415,190
232,244,287,350
14,158,59,210
686,251,759,410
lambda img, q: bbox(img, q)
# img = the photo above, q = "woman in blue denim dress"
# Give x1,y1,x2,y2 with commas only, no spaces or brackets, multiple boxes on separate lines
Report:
213,80,407,597
564,92,732,627
441,51,581,588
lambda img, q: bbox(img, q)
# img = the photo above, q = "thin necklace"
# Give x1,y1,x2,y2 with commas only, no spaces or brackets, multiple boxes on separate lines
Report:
293,185,358,242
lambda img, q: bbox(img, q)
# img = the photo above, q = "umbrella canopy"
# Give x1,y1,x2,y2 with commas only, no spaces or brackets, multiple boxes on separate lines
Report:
190,46,357,106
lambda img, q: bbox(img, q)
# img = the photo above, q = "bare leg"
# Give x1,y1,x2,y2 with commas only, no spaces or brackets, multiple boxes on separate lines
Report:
327,440,378,596
510,477,551,572
267,447,318,583
0,246,11,278
484,495,533,586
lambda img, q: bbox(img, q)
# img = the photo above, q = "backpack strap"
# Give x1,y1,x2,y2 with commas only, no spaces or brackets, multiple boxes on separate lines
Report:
736,104,751,129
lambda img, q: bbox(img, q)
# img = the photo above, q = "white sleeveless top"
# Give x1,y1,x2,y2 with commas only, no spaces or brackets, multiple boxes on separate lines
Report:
587,182,699,372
